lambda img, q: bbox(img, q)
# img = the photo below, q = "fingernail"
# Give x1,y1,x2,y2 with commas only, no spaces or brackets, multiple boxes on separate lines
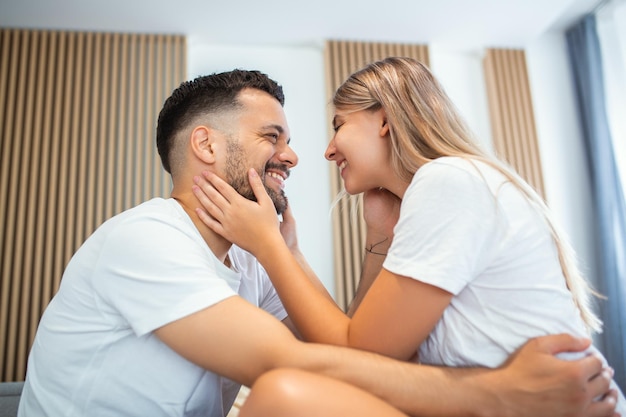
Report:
250,168,258,177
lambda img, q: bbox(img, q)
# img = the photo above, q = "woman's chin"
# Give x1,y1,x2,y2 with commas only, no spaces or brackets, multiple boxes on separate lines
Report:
343,183,363,196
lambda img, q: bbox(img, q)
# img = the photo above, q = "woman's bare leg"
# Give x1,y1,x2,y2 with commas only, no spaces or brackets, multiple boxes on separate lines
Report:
239,368,409,417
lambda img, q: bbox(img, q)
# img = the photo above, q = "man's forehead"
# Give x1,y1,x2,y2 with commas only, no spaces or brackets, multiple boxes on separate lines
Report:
237,93,290,134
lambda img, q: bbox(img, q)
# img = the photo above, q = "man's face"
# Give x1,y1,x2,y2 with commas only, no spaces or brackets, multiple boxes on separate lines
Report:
224,139,290,214
222,89,298,215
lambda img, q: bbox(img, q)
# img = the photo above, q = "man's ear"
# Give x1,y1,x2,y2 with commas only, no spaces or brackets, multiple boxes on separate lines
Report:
190,126,217,165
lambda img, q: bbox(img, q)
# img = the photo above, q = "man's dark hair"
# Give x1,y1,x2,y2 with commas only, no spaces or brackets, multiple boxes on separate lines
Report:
156,69,285,173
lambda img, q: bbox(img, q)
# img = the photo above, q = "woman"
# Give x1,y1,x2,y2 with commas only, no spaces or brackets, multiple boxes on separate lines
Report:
193,57,624,410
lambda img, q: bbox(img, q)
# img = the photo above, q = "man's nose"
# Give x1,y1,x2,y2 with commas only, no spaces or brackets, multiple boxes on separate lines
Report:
277,143,298,168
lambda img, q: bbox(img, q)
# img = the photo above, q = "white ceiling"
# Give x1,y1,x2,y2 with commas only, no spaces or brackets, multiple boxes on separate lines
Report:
0,0,602,50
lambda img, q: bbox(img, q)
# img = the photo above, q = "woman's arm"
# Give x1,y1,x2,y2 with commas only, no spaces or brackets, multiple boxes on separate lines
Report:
348,188,399,316
193,169,452,360
278,203,336,305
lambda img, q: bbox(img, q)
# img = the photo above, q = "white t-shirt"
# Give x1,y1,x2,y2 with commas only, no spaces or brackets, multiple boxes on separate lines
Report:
383,157,625,409
18,198,286,417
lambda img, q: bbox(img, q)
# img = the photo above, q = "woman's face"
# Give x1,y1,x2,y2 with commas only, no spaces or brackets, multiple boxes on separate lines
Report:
325,108,392,194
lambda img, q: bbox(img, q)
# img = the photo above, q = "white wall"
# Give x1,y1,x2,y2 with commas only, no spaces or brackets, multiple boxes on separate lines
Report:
428,46,494,155
525,33,602,316
598,1,626,187
187,40,336,296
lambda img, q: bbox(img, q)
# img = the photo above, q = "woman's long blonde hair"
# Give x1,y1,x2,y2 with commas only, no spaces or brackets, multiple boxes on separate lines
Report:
333,56,602,333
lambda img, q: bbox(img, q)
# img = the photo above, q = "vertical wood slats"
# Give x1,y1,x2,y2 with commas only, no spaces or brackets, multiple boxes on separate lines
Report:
484,48,545,198
324,40,430,310
0,29,187,382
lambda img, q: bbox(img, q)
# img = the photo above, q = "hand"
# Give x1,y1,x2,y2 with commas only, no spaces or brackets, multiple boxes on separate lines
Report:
192,169,283,256
279,204,299,252
362,188,401,252
490,334,618,417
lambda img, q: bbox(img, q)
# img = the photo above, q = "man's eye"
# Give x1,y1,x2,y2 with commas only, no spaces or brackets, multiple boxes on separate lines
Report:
267,134,278,143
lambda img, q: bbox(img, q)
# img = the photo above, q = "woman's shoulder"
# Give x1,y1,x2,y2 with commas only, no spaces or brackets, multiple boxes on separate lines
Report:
418,156,490,180
410,157,509,200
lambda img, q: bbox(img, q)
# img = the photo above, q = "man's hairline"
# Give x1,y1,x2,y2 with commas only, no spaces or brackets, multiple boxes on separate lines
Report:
168,86,285,177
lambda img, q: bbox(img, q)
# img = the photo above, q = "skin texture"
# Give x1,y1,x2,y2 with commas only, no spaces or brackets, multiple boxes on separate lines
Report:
347,188,400,317
329,109,397,195
239,369,409,417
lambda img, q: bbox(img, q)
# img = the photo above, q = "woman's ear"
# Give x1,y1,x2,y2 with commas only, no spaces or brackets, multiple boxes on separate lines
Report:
380,111,390,138
190,126,217,165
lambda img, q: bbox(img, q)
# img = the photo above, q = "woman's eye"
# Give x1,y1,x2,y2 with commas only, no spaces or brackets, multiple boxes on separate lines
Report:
333,123,343,132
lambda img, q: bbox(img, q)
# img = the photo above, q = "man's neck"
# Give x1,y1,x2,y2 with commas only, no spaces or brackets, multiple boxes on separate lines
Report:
171,190,233,264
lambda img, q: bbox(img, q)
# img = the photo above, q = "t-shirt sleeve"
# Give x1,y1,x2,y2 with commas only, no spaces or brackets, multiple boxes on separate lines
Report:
383,160,500,295
93,214,237,336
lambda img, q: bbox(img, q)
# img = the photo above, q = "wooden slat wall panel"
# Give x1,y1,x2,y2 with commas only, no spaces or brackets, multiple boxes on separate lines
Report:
0,29,187,382
484,48,545,198
324,40,430,310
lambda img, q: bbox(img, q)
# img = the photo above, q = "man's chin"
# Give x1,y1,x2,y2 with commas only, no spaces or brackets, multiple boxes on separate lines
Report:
266,188,287,215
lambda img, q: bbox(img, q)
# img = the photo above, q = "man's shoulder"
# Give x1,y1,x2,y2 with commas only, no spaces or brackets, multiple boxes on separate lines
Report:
102,198,182,227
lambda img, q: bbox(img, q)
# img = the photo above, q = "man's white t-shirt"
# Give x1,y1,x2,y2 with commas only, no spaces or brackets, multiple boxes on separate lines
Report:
18,198,286,417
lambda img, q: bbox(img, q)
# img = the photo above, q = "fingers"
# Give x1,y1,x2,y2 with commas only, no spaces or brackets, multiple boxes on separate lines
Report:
281,203,295,223
198,171,236,203
192,173,229,220
247,168,273,205
584,389,618,417
194,205,223,234
532,333,592,355
587,366,614,400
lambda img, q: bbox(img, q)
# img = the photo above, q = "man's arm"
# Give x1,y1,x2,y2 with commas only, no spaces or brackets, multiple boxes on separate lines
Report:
154,296,616,417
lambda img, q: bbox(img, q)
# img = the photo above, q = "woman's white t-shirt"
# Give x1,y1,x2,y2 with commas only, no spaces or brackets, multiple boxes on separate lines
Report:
383,157,624,410
384,157,587,366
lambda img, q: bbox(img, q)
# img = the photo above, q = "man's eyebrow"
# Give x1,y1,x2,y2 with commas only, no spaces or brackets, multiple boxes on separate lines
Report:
261,124,284,133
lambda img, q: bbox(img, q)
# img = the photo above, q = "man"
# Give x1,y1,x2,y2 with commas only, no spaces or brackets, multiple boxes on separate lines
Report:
18,70,617,417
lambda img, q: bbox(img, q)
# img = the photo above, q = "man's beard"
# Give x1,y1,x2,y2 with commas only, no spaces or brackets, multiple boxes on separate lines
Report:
225,140,289,215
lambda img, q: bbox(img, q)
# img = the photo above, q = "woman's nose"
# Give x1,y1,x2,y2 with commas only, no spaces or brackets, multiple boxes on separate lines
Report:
324,140,336,161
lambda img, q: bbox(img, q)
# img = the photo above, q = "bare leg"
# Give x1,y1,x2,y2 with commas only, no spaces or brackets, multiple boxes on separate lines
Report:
239,369,409,417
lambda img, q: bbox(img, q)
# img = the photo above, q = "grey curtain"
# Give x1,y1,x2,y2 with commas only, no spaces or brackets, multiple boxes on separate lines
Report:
566,14,626,390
